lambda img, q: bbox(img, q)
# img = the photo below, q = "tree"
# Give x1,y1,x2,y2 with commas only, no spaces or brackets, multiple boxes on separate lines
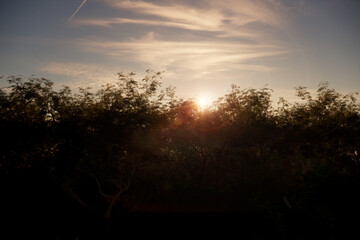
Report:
1,73,359,237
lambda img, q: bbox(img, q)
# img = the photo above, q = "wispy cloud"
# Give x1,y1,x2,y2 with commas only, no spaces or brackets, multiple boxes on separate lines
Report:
74,17,231,32
75,33,289,77
69,0,294,81
69,0,87,22
38,62,117,88
73,16,260,39
100,0,288,33
107,0,225,29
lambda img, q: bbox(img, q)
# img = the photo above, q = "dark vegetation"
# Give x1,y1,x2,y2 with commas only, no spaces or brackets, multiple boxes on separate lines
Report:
1,72,359,239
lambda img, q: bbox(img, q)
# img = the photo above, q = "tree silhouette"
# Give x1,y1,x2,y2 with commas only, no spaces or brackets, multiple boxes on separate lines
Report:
0,73,359,238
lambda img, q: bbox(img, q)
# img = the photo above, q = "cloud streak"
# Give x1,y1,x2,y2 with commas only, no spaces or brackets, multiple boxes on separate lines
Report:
102,0,287,30
39,62,117,88
69,0,87,22
73,17,259,39
76,0,292,42
69,0,295,82
75,33,289,77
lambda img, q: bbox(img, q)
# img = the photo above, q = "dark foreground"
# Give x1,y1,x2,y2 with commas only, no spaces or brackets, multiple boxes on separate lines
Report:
2,173,359,240
1,76,359,239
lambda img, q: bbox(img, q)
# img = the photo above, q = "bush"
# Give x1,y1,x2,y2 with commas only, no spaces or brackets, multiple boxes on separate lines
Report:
1,73,359,238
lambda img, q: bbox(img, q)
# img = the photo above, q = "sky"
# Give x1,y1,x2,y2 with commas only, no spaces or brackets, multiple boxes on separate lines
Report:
1,0,359,103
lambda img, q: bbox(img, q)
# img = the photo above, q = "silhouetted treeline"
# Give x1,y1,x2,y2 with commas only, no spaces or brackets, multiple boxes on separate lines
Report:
0,72,359,239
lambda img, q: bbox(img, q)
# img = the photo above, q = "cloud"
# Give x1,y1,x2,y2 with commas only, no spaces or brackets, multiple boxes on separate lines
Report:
72,0,290,40
69,0,294,81
101,0,288,31
107,0,225,28
74,17,222,31
210,0,287,27
38,62,117,88
75,33,288,77
73,16,260,40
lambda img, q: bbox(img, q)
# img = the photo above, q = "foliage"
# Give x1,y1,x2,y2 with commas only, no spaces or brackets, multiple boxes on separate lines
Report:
1,73,359,238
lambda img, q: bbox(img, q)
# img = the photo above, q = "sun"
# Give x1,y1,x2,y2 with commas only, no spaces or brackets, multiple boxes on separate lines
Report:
196,96,212,110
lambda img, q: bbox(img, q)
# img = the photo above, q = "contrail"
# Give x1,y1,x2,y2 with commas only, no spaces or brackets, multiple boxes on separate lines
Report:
68,0,87,22
127,0,135,6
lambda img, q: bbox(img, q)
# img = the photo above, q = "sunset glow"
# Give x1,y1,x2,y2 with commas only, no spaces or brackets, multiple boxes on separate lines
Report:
0,0,359,98
196,95,213,110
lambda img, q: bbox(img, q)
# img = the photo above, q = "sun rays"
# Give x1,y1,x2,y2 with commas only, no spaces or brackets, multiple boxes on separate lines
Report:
196,95,213,110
